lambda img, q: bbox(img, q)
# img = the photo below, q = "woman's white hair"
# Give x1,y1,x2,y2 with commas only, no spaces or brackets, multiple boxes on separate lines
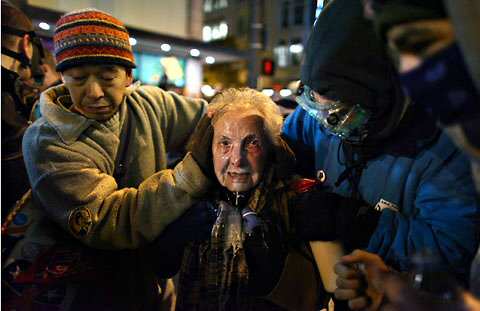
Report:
209,88,283,146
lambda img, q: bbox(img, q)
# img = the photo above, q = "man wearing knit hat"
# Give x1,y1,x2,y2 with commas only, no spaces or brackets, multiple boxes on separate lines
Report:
282,0,479,309
6,7,215,310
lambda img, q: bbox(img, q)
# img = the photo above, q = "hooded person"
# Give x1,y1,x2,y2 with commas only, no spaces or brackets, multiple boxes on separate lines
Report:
365,0,480,192
282,0,479,290
331,1,480,309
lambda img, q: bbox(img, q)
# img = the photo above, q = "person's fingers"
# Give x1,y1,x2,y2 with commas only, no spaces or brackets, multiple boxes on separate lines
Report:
348,296,371,310
340,249,374,266
207,106,216,118
383,273,407,304
196,115,213,136
336,276,362,290
334,288,359,300
341,249,382,265
187,115,212,148
334,262,362,279
340,250,389,282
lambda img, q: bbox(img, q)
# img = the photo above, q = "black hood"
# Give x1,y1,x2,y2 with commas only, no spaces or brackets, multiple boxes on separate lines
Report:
301,0,406,141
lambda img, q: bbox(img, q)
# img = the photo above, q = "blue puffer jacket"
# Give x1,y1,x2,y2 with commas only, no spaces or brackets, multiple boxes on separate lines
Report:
283,106,480,282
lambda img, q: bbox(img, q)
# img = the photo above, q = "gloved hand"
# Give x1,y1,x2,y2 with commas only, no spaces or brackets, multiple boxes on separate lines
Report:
186,115,214,176
242,207,286,296
335,199,381,251
294,189,381,250
150,201,217,278
154,201,217,248
294,189,342,241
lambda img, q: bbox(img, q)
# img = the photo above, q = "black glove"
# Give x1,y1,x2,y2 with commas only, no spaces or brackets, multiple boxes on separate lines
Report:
294,189,381,250
294,189,342,241
155,201,217,248
335,199,381,251
150,201,217,277
186,115,214,176
242,208,286,296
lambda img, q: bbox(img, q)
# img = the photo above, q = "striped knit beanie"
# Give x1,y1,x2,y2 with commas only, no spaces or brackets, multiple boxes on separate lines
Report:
54,8,135,72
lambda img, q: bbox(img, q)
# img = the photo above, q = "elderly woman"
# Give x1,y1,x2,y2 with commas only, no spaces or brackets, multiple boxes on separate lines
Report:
165,88,321,311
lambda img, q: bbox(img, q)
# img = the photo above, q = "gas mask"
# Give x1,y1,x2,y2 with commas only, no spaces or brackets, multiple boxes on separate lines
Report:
2,25,46,86
296,83,371,142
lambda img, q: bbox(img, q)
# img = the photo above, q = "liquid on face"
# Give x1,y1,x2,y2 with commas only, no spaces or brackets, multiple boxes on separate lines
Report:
212,111,269,192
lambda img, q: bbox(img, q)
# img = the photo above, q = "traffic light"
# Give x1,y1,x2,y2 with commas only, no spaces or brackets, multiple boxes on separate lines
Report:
262,58,275,76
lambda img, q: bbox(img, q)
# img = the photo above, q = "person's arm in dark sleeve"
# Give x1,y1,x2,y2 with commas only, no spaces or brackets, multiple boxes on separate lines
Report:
293,187,381,252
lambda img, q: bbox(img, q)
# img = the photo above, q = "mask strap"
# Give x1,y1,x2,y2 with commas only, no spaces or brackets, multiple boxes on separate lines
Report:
296,82,305,96
30,40,46,84
1,47,31,67
2,26,46,84
2,25,29,37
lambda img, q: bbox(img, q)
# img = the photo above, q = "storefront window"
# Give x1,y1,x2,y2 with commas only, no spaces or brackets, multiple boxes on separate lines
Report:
274,42,290,67
290,39,303,65
133,52,186,87
204,0,228,12
203,21,228,42
204,0,213,12
294,0,304,25
281,1,289,28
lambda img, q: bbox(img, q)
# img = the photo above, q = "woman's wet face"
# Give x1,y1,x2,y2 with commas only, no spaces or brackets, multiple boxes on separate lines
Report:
212,110,269,192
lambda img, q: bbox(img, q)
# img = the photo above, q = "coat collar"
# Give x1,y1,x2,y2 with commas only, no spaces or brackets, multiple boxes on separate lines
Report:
39,85,93,145
39,84,130,145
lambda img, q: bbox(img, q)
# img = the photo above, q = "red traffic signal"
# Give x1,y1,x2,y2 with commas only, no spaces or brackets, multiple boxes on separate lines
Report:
262,59,275,76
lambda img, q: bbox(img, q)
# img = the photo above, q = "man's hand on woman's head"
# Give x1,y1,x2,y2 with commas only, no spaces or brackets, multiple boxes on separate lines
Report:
186,115,214,176
206,106,216,118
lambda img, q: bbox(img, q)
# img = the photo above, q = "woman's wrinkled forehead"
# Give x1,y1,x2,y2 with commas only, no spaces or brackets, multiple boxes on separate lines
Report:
213,108,264,127
213,110,266,137
212,104,265,125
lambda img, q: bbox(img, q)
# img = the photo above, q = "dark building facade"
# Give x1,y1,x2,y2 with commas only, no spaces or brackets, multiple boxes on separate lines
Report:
202,0,326,92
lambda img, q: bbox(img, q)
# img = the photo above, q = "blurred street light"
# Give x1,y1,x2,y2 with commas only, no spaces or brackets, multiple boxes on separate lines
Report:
190,48,200,57
262,89,274,97
161,43,171,52
289,44,303,54
205,56,215,64
280,89,292,97
201,84,216,97
39,22,50,30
